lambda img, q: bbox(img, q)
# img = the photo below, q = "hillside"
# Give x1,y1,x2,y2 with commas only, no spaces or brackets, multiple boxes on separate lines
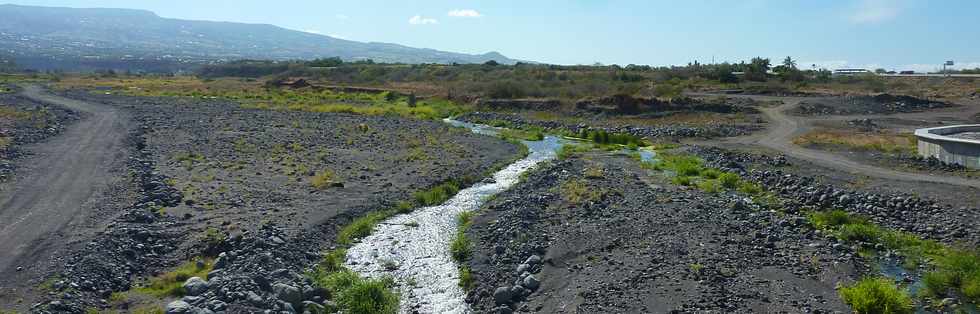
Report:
0,4,519,71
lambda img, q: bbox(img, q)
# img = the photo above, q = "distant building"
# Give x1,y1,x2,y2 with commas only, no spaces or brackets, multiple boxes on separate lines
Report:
833,68,871,76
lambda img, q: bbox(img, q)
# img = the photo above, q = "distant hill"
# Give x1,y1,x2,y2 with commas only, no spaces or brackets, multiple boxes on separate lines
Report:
0,4,520,71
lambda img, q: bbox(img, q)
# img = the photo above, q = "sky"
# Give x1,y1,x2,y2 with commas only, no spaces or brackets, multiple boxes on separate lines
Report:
4,0,979,72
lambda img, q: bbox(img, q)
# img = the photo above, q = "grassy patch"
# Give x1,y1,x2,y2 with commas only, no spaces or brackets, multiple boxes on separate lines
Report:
922,250,980,303
560,178,603,204
793,130,916,154
337,211,390,245
310,269,398,314
809,210,980,303
311,169,339,189
135,258,213,298
414,180,463,206
556,144,590,160
839,277,914,314
450,211,476,262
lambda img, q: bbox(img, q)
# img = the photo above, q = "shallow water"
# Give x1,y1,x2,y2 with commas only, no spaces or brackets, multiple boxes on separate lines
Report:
345,119,574,313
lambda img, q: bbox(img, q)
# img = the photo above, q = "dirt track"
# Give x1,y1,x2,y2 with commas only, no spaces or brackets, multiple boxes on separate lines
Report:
698,93,980,189
0,85,128,275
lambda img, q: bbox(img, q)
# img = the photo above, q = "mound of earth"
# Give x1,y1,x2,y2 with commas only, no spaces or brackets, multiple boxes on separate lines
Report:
793,94,955,116
464,154,861,313
574,94,756,115
26,90,524,313
457,112,758,139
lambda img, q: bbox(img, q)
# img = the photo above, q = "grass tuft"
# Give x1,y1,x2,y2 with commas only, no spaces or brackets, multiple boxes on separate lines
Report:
136,258,213,298
839,277,914,314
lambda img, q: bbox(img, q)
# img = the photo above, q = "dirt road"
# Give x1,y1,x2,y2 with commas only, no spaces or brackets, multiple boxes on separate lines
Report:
700,93,980,189
0,85,128,274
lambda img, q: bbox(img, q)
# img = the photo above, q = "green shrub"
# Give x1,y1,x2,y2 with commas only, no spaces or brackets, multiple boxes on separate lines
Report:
136,258,213,298
701,169,722,179
311,169,338,189
696,179,721,193
736,181,764,195
672,176,692,186
808,210,863,230
557,144,589,160
718,173,740,189
838,223,885,243
838,277,913,314
450,232,472,262
338,211,389,244
317,270,399,314
414,180,462,206
458,266,474,291
922,250,980,302
319,248,348,273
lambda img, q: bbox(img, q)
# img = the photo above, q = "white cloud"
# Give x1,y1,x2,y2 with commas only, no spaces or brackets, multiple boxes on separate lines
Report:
335,14,349,20
448,9,482,17
850,0,901,24
409,15,439,25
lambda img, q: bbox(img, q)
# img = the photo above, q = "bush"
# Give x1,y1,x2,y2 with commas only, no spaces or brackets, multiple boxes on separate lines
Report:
414,180,462,206
696,179,721,193
736,181,764,195
311,169,338,189
718,173,740,189
838,277,913,314
458,266,474,291
671,176,692,186
137,258,213,298
338,211,388,244
450,232,472,262
317,270,399,314
922,250,980,302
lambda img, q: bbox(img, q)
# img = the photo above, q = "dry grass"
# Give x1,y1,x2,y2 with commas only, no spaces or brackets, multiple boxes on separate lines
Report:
793,129,916,153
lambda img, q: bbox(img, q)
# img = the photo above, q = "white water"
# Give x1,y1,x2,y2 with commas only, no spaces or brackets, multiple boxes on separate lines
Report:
345,120,566,313
345,119,655,313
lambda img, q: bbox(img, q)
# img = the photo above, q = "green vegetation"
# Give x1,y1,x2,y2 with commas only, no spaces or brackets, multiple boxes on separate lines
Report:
809,209,980,304
556,144,590,160
309,267,398,314
135,258,213,298
559,178,604,204
414,180,463,206
576,129,646,147
646,152,764,196
922,250,980,303
839,277,914,314
337,211,389,245
450,211,476,291
311,169,339,189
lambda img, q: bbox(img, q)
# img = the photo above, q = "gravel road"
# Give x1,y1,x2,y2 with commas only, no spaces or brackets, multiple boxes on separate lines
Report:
0,85,128,298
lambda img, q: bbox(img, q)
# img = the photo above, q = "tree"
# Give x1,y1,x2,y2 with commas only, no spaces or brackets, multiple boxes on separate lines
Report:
715,63,738,83
483,60,499,66
874,68,887,74
744,57,771,82
782,56,797,69
309,57,343,67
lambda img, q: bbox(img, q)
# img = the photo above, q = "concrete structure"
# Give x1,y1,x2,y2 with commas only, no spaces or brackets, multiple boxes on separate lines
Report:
915,125,980,169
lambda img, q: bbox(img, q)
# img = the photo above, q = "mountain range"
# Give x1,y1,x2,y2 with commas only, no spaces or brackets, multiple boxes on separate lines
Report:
0,4,520,71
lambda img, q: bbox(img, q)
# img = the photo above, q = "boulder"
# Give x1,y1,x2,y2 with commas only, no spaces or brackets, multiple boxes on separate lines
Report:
182,277,209,296
493,286,513,305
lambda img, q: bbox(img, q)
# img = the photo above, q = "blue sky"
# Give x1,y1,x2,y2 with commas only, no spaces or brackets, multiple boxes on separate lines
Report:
5,0,979,71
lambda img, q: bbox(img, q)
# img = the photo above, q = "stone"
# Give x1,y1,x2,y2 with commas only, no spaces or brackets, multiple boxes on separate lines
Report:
493,286,513,305
525,255,541,265
182,277,209,296
165,300,192,314
522,275,540,291
273,283,303,309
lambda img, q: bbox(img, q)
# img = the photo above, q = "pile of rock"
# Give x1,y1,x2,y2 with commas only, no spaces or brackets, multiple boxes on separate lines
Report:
457,112,757,139
749,169,975,244
491,255,542,314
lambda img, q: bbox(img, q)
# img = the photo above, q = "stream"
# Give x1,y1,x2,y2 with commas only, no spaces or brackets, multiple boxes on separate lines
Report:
345,119,652,313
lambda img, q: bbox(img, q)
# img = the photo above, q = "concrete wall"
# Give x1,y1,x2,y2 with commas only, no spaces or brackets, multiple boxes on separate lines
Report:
915,125,980,169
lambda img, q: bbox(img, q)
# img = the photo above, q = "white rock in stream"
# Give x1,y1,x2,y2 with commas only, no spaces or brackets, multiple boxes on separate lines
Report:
346,130,563,313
